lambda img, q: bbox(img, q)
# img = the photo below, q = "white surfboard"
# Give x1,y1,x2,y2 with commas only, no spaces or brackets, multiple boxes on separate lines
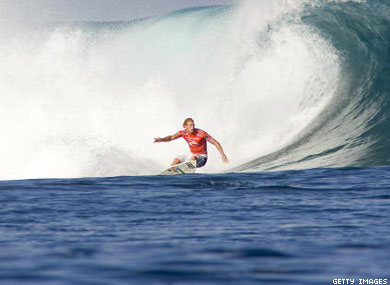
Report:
158,161,197,175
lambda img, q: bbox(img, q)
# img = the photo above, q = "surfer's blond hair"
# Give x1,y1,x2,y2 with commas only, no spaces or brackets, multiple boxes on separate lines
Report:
183,118,194,126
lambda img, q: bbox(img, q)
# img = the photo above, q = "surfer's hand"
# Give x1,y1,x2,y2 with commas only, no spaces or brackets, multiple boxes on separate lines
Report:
154,137,162,143
222,154,229,163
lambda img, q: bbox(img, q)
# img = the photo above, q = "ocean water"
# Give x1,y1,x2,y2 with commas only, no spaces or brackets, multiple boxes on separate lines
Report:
1,0,390,283
1,167,389,285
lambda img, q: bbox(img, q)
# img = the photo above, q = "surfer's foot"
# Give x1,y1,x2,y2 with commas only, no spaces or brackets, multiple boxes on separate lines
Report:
171,157,182,166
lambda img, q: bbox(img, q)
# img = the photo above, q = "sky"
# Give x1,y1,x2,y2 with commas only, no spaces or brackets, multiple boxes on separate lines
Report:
0,0,236,22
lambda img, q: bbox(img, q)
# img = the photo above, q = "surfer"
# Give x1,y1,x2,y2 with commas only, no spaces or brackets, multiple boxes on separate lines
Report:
154,118,229,168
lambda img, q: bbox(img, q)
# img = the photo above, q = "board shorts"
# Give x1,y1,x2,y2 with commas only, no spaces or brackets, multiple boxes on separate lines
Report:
176,154,208,168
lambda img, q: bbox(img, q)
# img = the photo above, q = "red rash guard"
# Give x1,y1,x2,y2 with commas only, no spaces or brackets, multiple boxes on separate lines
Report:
176,128,213,155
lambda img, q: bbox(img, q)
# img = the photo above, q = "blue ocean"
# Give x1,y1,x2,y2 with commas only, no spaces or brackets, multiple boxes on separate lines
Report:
0,0,389,284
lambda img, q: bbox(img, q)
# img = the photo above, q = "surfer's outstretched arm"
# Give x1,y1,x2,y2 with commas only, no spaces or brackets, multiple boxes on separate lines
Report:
208,138,229,163
154,133,180,143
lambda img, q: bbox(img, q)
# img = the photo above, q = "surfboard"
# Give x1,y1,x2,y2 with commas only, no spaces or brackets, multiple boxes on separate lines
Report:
158,161,197,175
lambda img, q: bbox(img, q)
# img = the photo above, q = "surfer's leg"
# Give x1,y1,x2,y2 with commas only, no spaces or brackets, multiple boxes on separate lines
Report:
171,154,188,166
191,154,208,168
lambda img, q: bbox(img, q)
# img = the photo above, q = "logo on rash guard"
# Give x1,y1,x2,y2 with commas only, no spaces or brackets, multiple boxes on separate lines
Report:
187,139,199,146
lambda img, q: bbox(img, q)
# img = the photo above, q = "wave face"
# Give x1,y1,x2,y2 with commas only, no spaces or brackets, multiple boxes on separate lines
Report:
0,0,388,179
236,0,390,171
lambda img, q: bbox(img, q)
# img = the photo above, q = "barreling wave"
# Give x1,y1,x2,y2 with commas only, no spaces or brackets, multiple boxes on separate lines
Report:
0,0,388,179
236,0,390,171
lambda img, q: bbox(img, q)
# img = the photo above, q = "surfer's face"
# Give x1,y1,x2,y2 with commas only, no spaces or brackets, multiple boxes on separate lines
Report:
184,121,195,133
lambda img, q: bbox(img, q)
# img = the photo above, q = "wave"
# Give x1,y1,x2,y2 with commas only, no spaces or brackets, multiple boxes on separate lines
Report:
236,0,390,171
0,0,388,179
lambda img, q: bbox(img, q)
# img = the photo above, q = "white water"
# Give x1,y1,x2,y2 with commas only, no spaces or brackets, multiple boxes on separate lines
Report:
0,0,341,180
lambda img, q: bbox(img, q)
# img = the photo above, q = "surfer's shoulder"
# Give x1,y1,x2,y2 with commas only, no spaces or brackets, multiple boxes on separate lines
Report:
196,128,207,137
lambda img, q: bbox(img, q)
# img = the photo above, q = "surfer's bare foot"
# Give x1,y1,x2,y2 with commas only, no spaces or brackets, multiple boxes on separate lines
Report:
171,158,181,166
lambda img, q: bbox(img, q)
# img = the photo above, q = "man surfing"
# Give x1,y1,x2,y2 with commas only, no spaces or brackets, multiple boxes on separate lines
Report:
154,118,229,168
